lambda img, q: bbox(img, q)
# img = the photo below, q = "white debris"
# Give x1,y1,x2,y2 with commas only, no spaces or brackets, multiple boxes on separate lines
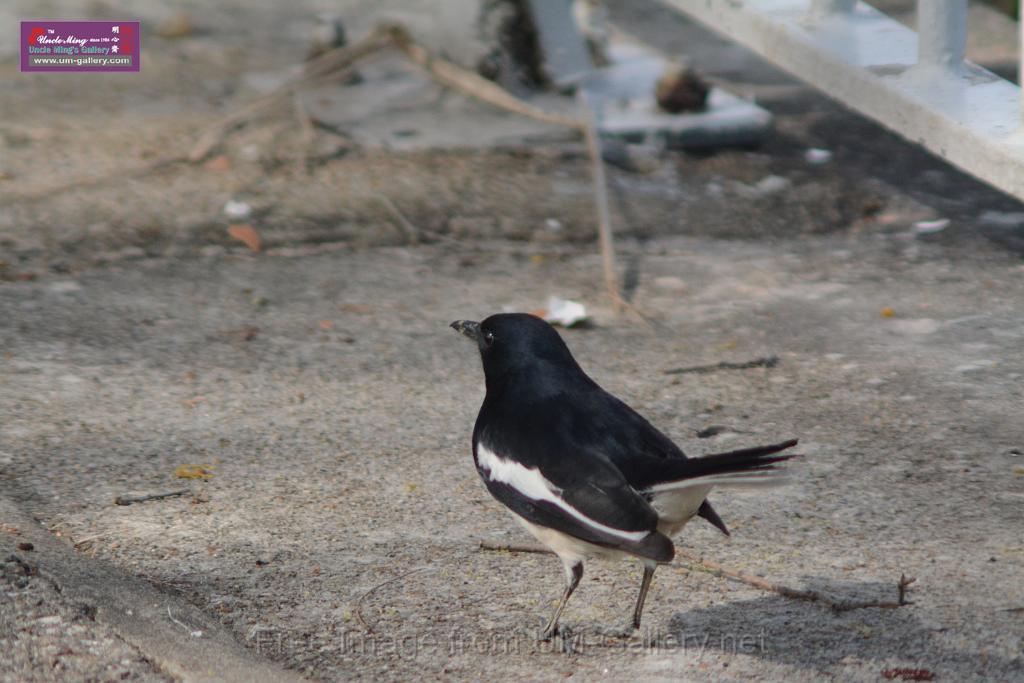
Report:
978,210,1024,228
543,297,589,327
913,218,949,234
223,200,252,220
804,148,832,164
737,174,790,198
544,218,564,233
47,280,82,294
754,174,790,194
239,145,261,162
954,360,996,373
652,276,686,291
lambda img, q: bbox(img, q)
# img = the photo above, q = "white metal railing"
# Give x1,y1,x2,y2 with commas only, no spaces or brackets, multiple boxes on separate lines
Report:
659,0,1024,202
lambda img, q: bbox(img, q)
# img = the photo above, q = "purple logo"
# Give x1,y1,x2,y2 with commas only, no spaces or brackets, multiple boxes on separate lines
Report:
21,21,140,72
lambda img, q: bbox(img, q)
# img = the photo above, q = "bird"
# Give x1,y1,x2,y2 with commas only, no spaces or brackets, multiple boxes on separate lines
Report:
451,313,798,639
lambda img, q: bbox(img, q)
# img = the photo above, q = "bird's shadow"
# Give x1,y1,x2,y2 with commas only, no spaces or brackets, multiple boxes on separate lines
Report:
630,576,1006,676
545,575,1011,677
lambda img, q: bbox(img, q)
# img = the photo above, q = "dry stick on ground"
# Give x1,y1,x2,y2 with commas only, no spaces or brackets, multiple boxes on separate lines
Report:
376,195,421,246
113,489,191,506
292,92,316,171
385,24,583,132
2,154,189,205
478,540,916,612
0,30,392,205
354,567,430,633
2,24,572,204
664,356,780,375
187,27,394,163
578,90,624,314
387,24,639,315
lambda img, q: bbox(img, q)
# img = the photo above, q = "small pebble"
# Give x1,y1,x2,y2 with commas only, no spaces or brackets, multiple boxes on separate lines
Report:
804,148,832,164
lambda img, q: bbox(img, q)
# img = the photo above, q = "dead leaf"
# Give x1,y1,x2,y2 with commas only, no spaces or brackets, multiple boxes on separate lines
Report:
219,325,259,342
319,320,334,330
1,524,20,535
228,224,262,252
880,307,896,318
182,396,206,408
154,12,193,39
175,464,215,480
204,155,231,172
339,303,371,314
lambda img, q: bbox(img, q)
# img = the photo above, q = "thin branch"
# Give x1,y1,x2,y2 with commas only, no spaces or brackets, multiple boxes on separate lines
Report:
577,90,626,314
478,539,916,612
676,549,915,612
386,24,583,132
377,195,420,245
2,155,188,204
479,541,554,555
664,356,779,375
166,605,203,638
187,26,392,163
114,489,191,506
72,533,106,549
354,567,429,633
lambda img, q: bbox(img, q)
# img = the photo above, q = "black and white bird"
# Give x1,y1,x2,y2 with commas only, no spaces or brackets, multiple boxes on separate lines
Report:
451,313,797,639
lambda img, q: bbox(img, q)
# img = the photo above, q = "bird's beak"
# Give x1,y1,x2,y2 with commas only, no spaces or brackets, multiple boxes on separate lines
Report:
450,320,482,342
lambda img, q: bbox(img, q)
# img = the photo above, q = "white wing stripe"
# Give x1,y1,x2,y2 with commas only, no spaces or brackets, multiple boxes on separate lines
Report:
477,444,649,543
645,469,790,493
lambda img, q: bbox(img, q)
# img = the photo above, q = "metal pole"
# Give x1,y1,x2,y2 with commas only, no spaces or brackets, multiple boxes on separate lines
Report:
1020,3,1024,123
916,0,967,74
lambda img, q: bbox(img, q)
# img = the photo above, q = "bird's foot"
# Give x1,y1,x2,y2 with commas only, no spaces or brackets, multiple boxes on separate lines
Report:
538,622,583,653
538,620,569,642
594,623,641,640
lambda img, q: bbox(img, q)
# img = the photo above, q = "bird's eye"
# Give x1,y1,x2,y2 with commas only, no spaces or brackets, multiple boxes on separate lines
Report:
482,331,495,347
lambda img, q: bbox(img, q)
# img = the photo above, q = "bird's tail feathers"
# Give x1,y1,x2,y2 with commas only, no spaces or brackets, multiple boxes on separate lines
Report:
642,439,798,493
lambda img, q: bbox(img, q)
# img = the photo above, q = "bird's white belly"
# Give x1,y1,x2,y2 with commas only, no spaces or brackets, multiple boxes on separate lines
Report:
510,513,631,568
649,484,713,536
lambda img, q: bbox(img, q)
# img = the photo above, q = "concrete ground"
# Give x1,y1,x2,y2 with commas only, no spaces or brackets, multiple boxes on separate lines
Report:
2,1,1024,681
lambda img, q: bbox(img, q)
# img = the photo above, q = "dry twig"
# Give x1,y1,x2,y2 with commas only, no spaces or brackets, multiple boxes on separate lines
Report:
354,567,429,633
479,540,916,612
114,489,191,506
664,356,780,375
188,27,393,163
72,533,106,549
376,195,421,245
577,91,625,314
166,605,203,638
385,24,583,132
676,549,915,612
478,541,554,555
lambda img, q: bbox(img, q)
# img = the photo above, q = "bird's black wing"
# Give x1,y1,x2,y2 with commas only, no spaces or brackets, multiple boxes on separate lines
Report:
562,389,731,534
473,396,674,563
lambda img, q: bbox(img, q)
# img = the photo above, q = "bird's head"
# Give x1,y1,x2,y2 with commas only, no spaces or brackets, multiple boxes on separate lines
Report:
450,313,586,390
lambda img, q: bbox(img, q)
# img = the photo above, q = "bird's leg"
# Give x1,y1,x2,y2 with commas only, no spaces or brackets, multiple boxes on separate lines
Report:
541,561,583,640
632,564,656,630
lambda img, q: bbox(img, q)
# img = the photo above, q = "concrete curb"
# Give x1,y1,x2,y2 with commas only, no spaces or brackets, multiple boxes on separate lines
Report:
1,497,308,683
